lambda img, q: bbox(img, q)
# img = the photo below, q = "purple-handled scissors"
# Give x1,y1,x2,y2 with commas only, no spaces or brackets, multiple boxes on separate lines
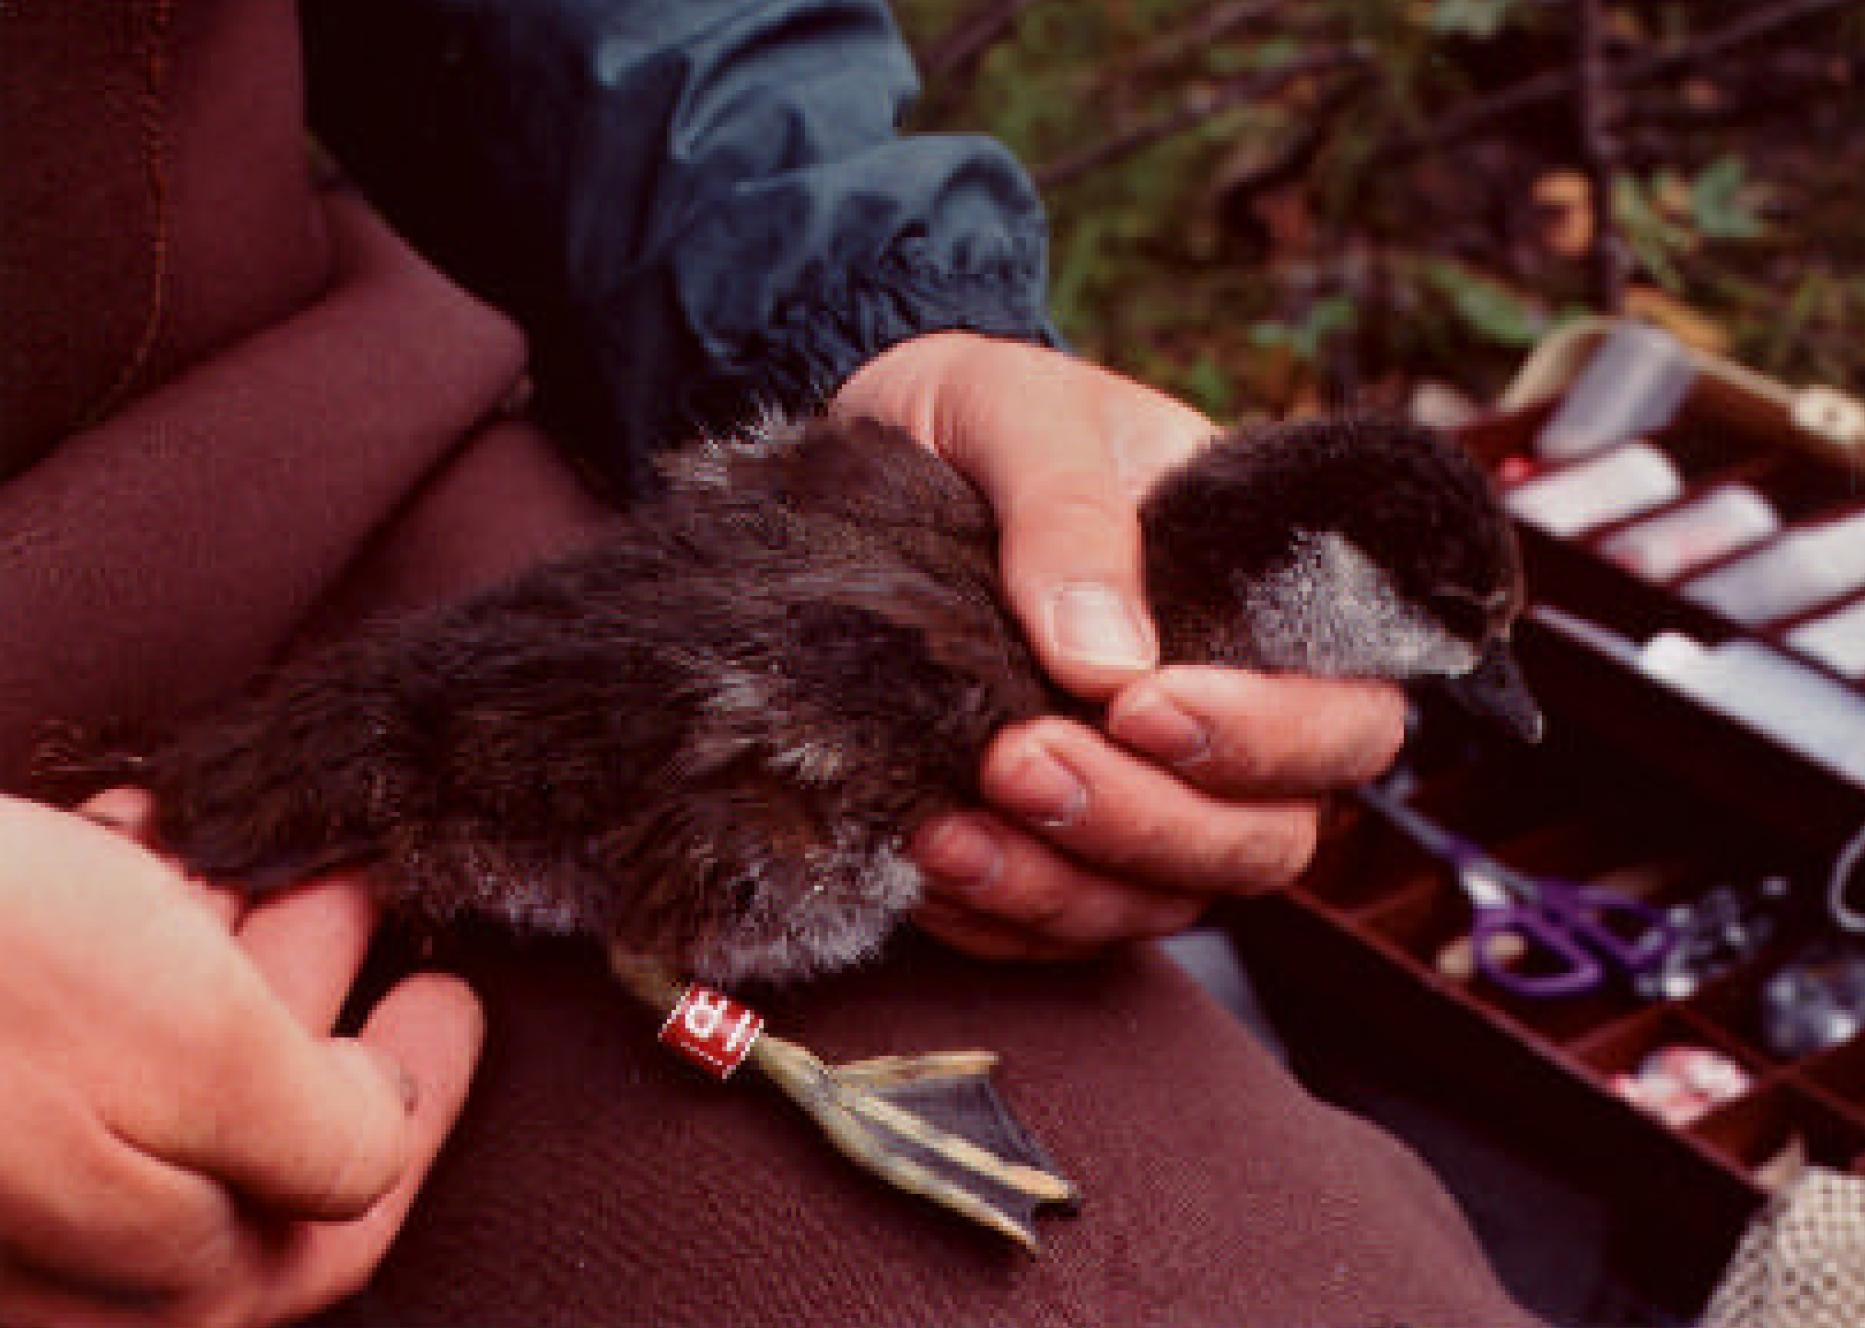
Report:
1354,780,1675,999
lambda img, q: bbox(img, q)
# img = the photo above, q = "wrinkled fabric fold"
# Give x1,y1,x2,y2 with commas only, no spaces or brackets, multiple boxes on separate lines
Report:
314,929,1541,1327
0,191,527,782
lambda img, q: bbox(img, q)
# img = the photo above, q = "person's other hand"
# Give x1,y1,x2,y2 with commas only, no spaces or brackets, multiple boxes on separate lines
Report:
831,332,1407,960
0,789,482,1328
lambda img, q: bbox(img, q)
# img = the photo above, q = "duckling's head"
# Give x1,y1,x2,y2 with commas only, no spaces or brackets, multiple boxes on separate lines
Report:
1141,416,1542,741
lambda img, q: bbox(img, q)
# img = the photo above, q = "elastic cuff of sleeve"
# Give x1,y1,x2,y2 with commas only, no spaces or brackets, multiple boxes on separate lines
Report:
679,233,1060,436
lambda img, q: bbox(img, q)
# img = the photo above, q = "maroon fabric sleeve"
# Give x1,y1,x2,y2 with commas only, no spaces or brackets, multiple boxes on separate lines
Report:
0,0,334,474
0,191,528,785
324,929,1542,1328
286,414,614,652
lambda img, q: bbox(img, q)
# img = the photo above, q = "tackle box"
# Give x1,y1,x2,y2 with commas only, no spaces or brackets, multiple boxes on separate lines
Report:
1229,319,1865,1309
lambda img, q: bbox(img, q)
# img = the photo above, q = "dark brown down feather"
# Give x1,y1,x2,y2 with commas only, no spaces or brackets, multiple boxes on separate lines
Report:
46,414,1529,986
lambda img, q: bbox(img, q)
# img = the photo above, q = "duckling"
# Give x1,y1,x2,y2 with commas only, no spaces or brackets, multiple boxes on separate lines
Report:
62,413,1537,989
1141,415,1540,742
43,411,1537,1248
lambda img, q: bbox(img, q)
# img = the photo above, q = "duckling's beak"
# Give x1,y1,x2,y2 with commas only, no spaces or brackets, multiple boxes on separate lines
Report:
1441,639,1544,743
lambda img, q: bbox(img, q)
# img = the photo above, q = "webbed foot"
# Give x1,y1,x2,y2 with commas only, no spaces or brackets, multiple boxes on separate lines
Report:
611,951,1077,1250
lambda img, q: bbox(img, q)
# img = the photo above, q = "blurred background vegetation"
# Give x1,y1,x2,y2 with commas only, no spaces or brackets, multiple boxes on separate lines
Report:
894,0,1863,422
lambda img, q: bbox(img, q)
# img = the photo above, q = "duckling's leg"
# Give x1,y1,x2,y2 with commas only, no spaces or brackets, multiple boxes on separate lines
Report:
609,950,1078,1250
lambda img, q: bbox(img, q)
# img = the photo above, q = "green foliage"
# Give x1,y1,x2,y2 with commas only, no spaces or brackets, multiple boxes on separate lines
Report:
899,0,1862,405
1417,259,1550,349
1614,156,1770,294
1176,352,1237,419
1427,0,1520,40
1249,295,1358,364
1688,155,1766,241
1613,173,1695,292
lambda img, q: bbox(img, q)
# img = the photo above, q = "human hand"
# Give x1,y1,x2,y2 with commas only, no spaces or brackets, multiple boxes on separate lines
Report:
0,789,482,1328
831,332,1407,960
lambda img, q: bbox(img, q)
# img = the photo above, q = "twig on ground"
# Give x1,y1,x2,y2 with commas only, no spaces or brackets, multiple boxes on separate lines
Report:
1575,0,1630,310
919,0,1047,88
1116,0,1305,84
1036,49,1363,192
1383,0,1852,166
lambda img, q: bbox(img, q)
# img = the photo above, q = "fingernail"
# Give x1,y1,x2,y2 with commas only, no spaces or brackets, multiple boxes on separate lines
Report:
1049,583,1153,670
997,744,1089,829
1111,690,1211,768
356,1042,421,1114
916,817,1004,895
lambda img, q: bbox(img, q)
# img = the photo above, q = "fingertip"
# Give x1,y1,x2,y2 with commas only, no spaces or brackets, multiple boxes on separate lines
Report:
77,785,157,832
1105,681,1214,770
368,965,484,1024
1121,667,1410,794
912,814,1006,902
978,720,1097,833
1286,674,1409,785
1357,682,1412,780
297,981,484,1213
355,1039,421,1115
252,977,485,1328
357,970,485,1128
310,1038,418,1216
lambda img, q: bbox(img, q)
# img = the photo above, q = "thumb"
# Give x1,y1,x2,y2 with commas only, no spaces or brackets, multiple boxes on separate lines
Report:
832,333,1216,699
138,993,417,1221
218,1032,415,1219
990,465,1158,699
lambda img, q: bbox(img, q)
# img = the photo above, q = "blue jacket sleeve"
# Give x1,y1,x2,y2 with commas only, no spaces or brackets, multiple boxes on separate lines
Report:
302,0,1057,493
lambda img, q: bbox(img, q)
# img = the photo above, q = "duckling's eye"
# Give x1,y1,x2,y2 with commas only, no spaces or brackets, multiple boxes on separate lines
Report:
724,873,761,916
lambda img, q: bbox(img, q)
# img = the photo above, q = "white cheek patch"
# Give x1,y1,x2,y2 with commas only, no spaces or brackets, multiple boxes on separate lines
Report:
1238,531,1478,680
